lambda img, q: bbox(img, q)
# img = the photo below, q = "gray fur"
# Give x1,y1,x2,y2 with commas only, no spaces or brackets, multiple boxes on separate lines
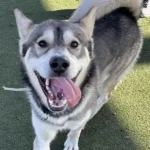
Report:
22,20,89,59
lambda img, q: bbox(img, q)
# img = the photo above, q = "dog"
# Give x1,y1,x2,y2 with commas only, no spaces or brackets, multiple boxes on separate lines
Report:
14,0,143,149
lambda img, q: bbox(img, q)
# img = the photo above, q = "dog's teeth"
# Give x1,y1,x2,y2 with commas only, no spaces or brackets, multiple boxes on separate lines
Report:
48,90,51,94
45,79,49,86
48,99,53,105
62,100,67,106
46,86,49,91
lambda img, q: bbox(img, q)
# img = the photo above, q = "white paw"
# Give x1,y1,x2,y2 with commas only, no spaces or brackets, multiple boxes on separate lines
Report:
64,136,79,150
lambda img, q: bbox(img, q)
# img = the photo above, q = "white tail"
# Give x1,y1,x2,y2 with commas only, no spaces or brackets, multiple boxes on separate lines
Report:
70,0,143,22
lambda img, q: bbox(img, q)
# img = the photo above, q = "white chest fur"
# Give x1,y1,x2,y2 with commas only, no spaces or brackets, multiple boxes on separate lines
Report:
32,109,91,133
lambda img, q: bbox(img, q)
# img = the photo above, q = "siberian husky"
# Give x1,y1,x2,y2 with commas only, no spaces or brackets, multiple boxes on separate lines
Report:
14,0,143,149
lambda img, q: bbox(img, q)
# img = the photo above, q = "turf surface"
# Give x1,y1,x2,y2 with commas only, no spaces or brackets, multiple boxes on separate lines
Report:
0,0,150,150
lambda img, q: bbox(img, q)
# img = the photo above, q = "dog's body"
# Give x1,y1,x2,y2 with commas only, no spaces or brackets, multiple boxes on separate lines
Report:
14,0,143,149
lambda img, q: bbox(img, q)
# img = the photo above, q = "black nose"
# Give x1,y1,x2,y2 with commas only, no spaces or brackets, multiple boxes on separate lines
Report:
50,57,70,74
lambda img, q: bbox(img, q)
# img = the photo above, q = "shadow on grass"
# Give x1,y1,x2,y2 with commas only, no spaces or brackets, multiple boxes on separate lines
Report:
0,0,147,150
138,38,150,64
51,104,139,150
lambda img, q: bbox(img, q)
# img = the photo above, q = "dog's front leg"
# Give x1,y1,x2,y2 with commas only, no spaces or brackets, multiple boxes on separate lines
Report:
33,133,56,150
32,112,57,150
64,126,84,150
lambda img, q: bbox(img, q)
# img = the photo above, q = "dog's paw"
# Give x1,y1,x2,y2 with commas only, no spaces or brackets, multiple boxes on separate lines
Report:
64,136,79,150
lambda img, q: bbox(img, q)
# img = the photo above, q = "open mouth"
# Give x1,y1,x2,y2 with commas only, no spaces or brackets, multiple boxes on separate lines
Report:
35,71,81,112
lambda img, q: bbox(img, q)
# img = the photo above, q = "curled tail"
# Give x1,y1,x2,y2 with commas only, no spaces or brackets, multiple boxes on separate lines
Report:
70,0,143,22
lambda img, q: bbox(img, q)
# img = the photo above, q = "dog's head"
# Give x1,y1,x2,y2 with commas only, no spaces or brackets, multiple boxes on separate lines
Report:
14,8,96,113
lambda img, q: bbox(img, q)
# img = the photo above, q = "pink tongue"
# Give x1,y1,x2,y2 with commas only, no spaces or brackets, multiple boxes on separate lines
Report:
50,78,81,108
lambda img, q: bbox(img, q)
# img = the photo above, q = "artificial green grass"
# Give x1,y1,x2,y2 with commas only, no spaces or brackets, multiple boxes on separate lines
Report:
0,0,150,150
41,0,81,11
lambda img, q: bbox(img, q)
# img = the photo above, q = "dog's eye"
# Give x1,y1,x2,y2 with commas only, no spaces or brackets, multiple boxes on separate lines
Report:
38,40,48,48
70,41,79,49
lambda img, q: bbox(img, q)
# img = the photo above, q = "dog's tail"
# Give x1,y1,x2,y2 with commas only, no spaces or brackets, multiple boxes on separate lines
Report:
70,0,143,22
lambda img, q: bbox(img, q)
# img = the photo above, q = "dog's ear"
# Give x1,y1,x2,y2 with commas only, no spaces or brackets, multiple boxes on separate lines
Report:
14,9,35,40
70,7,97,39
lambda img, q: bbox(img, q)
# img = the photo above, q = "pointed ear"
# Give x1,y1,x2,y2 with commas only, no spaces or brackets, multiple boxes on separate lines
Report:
14,9,35,39
70,7,97,39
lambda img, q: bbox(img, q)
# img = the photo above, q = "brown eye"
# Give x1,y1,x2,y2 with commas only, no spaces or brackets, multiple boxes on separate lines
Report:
70,41,79,49
38,40,47,48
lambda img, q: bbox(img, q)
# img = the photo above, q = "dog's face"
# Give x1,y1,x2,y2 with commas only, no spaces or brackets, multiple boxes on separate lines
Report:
14,9,96,113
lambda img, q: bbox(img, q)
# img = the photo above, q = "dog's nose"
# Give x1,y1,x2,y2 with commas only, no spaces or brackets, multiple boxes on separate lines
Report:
50,57,70,74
